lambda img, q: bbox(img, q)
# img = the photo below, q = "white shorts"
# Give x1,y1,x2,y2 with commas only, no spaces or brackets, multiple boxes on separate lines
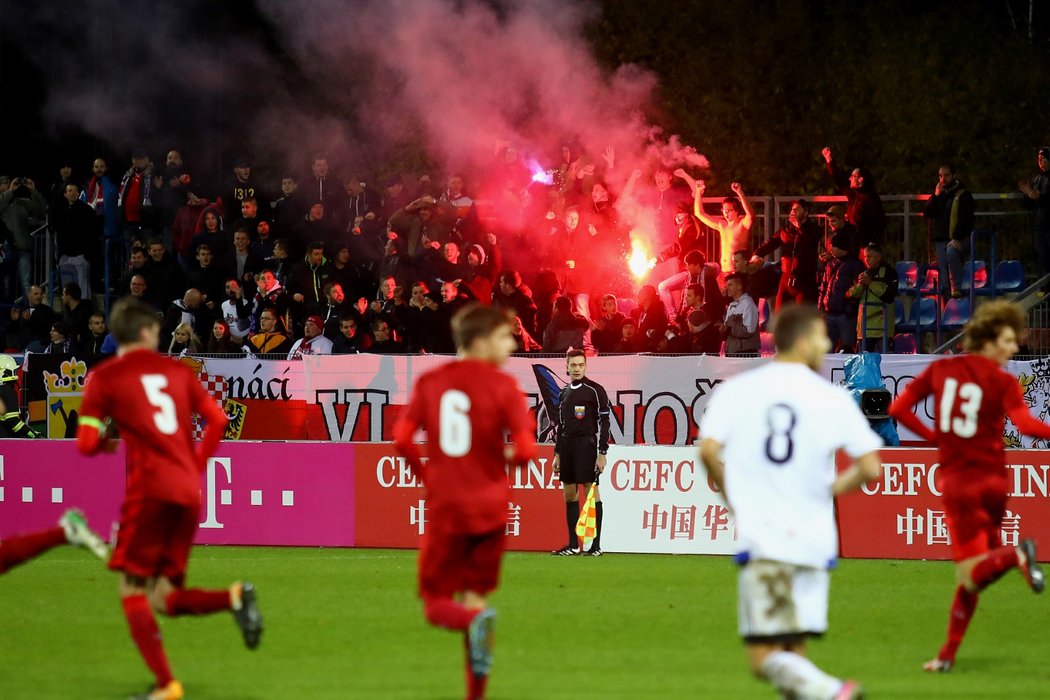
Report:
737,560,829,642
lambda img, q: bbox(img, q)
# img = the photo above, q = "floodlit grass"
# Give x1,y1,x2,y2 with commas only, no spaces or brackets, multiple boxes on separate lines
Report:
1,547,1048,698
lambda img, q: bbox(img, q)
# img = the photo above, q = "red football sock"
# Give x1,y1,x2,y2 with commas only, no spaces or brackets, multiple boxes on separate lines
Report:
938,585,978,662
0,527,66,572
971,546,1020,590
423,595,477,631
464,635,489,700
165,588,232,616
122,595,174,687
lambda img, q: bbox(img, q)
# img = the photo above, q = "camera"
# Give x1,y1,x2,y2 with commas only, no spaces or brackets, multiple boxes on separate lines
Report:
859,388,891,420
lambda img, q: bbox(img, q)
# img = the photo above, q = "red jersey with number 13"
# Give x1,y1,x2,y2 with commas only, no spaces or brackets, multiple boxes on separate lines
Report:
395,358,536,534
901,354,1028,477
79,349,217,506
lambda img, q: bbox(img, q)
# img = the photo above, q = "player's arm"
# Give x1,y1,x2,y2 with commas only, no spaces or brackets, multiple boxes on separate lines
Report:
392,384,426,482
505,380,538,468
1004,380,1050,440
76,373,116,454
887,370,936,442
595,383,611,456
832,451,882,496
698,437,727,500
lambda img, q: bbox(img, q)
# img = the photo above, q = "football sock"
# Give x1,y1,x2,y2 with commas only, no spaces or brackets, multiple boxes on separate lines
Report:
423,595,477,631
463,637,490,700
122,594,174,688
938,585,978,662
760,651,842,699
165,588,233,616
0,527,66,571
971,546,1020,590
565,500,580,548
593,501,604,549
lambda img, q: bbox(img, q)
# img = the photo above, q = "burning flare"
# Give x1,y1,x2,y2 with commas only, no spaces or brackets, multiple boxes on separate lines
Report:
628,233,657,280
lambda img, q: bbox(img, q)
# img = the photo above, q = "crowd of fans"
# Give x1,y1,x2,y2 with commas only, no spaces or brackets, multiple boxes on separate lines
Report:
0,141,1044,358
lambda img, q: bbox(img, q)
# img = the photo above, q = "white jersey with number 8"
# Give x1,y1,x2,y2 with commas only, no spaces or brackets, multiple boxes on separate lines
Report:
701,362,883,569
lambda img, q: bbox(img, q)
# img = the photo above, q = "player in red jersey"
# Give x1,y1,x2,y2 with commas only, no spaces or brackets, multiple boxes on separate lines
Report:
75,298,263,700
393,304,537,700
889,299,1050,672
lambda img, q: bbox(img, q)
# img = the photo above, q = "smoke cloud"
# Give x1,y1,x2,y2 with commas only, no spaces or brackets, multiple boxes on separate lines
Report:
5,0,707,234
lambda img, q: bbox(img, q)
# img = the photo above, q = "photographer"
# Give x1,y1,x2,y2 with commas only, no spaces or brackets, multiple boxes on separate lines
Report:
0,176,47,299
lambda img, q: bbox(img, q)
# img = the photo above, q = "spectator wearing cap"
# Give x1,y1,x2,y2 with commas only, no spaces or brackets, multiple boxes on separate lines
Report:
924,164,975,298
460,235,501,304
224,156,266,219
1019,147,1050,289
825,204,860,256
719,272,760,357
388,195,457,256
848,242,898,352
492,269,538,337
378,176,411,222
822,146,887,246
118,148,160,242
818,231,866,353
287,315,333,359
751,198,821,310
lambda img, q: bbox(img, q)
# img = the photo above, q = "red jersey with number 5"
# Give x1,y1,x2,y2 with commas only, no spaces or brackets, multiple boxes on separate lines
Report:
79,349,218,506
394,358,537,534
897,354,1027,477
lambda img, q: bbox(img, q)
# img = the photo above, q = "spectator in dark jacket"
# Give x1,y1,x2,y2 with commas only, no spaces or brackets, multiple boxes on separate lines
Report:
144,239,186,308
7,285,55,350
822,146,886,246
1019,147,1050,290
923,164,975,298
53,183,96,298
542,296,590,353
819,231,866,353
590,294,629,353
630,284,670,352
286,242,332,330
492,269,538,336
752,199,821,310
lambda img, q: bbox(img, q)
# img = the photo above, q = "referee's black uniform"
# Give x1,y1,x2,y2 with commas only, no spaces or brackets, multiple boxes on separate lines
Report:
555,377,610,483
554,376,610,554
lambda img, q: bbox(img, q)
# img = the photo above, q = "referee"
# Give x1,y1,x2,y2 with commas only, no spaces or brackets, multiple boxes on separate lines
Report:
552,349,610,556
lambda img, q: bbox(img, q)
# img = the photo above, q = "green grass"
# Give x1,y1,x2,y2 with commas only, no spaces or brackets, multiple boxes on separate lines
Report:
1,547,1048,698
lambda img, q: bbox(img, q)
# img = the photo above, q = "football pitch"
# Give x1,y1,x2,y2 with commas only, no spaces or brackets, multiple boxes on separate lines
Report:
1,547,1047,699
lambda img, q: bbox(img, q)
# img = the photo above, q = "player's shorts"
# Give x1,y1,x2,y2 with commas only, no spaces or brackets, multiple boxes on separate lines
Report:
557,437,600,485
738,560,829,644
419,526,505,599
942,475,1009,562
109,498,199,587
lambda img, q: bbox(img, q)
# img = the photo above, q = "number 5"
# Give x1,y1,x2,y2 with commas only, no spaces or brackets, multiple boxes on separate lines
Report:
142,375,178,435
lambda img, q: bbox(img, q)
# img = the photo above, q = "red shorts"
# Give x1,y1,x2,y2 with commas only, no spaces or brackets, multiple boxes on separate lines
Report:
942,476,1008,562
109,498,199,586
418,526,505,599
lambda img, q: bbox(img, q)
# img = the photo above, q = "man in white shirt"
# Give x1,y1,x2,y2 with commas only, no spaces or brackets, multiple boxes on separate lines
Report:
287,316,333,359
719,273,760,356
699,304,882,700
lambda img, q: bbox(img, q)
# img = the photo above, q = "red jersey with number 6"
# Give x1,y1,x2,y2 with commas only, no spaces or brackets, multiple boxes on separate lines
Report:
393,358,537,535
79,349,218,506
894,354,1029,477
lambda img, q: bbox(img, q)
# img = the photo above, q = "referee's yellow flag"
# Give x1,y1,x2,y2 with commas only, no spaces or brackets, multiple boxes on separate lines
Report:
575,483,597,546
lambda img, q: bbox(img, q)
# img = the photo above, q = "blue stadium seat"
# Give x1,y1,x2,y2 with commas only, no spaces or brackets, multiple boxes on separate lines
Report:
894,299,906,325
898,298,938,331
995,260,1025,292
960,261,987,291
896,261,918,293
892,334,917,354
941,298,971,328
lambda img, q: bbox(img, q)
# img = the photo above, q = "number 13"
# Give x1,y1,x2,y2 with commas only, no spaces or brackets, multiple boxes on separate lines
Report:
939,377,982,438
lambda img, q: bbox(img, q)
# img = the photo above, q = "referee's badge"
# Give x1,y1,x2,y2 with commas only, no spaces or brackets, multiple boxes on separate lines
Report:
574,405,586,420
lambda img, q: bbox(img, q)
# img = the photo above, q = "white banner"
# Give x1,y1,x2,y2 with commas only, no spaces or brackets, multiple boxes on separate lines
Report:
290,353,1050,446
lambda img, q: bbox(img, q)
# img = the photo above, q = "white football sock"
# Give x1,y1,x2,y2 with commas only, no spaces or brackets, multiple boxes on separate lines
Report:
760,650,844,700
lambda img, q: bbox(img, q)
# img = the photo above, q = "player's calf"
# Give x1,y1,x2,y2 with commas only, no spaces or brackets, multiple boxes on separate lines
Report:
1019,538,1044,593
